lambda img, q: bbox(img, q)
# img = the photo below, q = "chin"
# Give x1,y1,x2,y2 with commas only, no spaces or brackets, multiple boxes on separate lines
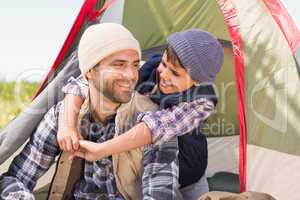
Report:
115,92,133,103
159,85,173,94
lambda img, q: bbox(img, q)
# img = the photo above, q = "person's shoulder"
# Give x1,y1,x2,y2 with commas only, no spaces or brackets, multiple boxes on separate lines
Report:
145,54,161,66
43,101,63,118
117,92,158,119
131,92,158,112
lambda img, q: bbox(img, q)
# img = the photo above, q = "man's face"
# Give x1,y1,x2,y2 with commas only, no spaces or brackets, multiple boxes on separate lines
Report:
88,49,140,103
157,52,196,94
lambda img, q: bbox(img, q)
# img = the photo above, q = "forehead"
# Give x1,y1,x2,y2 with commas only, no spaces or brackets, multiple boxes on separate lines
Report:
162,52,183,70
103,49,140,63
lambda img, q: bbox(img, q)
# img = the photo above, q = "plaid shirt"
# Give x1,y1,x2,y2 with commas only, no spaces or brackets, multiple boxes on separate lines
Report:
137,98,214,145
75,111,123,200
0,101,179,199
62,75,215,145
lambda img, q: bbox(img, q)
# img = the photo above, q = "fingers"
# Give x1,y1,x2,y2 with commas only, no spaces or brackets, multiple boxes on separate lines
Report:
68,152,85,161
58,132,82,152
67,140,100,162
72,136,80,151
58,139,66,151
69,151,95,162
68,154,76,161
73,151,86,159
68,152,84,161
58,137,73,152
65,139,73,152
78,133,84,140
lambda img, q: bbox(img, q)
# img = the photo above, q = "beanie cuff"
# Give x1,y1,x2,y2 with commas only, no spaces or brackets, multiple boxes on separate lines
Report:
168,33,213,82
167,30,223,83
79,38,141,77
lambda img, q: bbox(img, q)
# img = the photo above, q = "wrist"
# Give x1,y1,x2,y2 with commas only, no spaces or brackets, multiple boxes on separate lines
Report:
64,128,78,137
97,142,109,158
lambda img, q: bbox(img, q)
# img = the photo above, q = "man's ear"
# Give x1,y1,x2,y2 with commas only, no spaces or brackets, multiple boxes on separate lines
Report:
86,70,92,80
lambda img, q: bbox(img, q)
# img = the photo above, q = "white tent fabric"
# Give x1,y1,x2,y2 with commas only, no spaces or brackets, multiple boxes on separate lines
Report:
247,145,300,200
100,0,124,24
206,136,239,177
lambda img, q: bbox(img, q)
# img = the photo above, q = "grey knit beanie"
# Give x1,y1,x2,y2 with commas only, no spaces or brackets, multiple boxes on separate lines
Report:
167,29,224,83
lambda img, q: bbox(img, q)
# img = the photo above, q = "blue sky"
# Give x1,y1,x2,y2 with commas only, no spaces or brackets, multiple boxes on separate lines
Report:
0,0,299,82
0,0,84,81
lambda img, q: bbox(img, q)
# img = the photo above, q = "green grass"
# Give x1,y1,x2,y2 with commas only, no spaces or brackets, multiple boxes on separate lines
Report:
0,81,39,129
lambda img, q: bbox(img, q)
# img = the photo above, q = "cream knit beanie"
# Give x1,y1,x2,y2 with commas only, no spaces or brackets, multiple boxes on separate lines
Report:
78,23,141,77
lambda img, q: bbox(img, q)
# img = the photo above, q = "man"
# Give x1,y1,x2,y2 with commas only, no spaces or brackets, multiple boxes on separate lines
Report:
0,23,179,200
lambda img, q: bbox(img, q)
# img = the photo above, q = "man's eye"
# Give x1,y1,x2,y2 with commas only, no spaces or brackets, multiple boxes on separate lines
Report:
113,63,123,68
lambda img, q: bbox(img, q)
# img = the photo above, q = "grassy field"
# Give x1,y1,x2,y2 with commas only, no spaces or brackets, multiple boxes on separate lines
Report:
0,81,39,129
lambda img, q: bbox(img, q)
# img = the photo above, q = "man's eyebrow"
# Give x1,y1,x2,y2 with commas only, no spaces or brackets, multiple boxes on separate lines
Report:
111,59,127,63
111,59,140,63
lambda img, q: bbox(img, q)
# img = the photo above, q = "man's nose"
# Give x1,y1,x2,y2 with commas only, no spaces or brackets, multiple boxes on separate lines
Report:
122,66,137,80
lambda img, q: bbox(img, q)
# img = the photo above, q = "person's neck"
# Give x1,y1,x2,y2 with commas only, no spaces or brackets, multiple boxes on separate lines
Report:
89,88,120,123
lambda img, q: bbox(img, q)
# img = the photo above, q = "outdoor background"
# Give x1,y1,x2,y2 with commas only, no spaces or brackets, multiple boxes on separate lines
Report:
0,0,299,129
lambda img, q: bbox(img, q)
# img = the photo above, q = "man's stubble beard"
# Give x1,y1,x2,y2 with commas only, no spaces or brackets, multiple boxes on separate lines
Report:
93,78,134,104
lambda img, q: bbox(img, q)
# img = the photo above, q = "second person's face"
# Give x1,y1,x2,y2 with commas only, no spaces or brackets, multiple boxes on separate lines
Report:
157,52,197,94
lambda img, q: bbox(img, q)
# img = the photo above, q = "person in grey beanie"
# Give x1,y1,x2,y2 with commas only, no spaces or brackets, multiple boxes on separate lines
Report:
167,29,223,84
59,28,224,199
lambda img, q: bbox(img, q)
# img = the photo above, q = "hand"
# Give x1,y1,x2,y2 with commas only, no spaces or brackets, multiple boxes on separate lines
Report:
57,128,83,152
69,140,106,162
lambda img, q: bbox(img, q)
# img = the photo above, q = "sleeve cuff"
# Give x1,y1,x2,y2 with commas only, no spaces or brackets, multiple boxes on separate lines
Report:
62,76,88,99
137,112,163,145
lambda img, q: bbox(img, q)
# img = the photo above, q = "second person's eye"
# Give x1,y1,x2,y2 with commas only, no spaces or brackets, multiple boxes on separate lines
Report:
171,70,179,76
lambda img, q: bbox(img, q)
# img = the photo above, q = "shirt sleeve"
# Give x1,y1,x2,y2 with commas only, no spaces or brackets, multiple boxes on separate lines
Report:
1,103,62,192
62,75,88,100
142,137,179,200
137,98,215,146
